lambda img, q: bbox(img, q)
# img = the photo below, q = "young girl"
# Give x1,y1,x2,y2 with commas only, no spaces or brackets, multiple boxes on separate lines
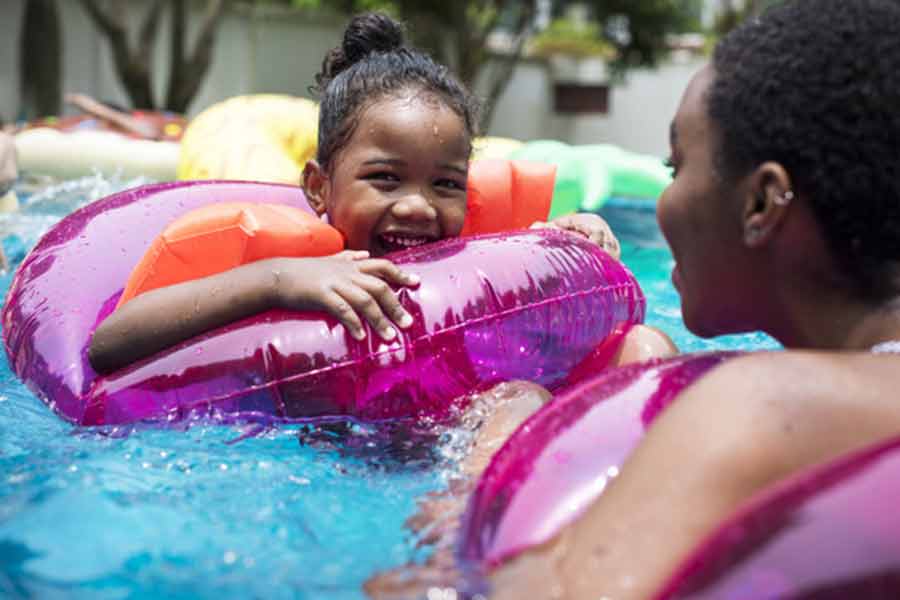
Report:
89,13,657,375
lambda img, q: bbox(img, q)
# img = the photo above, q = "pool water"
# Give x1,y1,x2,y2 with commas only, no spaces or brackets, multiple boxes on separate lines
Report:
0,179,777,599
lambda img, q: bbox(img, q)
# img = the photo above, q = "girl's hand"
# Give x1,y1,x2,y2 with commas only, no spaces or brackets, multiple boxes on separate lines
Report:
532,213,621,260
269,250,420,342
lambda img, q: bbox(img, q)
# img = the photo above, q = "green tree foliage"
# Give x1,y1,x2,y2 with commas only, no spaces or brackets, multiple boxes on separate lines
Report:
272,0,701,128
585,0,703,72
713,0,784,36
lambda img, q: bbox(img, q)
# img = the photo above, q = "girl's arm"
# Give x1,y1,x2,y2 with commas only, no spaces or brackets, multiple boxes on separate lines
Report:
89,252,418,374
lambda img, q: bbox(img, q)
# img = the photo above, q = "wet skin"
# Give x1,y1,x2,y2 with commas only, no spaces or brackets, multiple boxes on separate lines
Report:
304,92,470,257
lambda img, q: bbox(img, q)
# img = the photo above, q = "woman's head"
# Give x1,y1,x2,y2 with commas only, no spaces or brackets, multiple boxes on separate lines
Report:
659,0,900,337
304,12,480,256
709,0,900,297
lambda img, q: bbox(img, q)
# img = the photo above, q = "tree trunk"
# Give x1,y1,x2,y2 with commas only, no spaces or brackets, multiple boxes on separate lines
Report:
474,1,534,131
164,0,227,113
20,0,62,119
78,0,161,109
80,0,224,113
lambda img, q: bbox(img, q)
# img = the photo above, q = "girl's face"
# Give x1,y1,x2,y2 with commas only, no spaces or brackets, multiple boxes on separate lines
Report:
657,66,762,337
305,93,469,257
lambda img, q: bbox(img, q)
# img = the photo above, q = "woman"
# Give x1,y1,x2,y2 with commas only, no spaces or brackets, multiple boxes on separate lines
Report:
368,1,900,598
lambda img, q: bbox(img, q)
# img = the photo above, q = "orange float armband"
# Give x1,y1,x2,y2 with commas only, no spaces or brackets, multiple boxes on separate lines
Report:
461,159,556,236
116,202,343,308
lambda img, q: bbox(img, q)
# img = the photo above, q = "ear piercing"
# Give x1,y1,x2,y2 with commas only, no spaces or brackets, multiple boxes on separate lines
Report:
774,190,795,206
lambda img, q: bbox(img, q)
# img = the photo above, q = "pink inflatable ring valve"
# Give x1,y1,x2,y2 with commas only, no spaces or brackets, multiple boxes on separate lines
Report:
2,181,645,426
656,434,900,599
458,352,740,567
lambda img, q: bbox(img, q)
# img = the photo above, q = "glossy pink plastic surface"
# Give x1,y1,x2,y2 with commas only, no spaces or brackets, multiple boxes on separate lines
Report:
657,435,900,599
2,181,645,426
459,352,738,566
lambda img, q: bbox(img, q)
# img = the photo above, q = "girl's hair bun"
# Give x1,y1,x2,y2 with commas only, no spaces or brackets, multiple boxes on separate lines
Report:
315,13,405,93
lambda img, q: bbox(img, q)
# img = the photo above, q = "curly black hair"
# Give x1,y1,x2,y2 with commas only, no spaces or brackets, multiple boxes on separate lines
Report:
312,12,480,171
709,0,900,298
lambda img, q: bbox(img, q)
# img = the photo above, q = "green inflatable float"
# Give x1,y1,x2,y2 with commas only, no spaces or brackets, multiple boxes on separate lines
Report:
571,144,672,210
498,139,672,218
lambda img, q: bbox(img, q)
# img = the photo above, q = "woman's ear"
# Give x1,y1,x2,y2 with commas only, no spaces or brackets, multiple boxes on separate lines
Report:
302,160,328,217
742,161,794,247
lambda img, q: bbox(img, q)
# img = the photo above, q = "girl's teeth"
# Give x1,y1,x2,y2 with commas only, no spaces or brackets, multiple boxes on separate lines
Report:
385,235,427,247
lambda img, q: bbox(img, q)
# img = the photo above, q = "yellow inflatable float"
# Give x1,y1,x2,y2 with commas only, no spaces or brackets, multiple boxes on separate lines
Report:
177,95,666,216
178,95,526,184
177,95,319,184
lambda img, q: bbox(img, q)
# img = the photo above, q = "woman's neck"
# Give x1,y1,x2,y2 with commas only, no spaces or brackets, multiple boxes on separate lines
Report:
763,208,900,351
770,276,900,351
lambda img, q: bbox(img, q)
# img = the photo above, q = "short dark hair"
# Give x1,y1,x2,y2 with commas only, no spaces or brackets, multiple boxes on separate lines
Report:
709,0,900,297
312,12,480,171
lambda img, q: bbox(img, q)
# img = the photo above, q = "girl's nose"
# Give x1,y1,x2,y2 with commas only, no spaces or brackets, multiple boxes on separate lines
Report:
392,190,437,221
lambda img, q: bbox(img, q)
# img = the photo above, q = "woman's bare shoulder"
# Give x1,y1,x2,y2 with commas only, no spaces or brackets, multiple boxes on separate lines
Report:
671,350,900,474
692,349,900,405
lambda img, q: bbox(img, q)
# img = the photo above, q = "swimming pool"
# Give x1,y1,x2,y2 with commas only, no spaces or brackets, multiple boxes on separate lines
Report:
0,178,778,599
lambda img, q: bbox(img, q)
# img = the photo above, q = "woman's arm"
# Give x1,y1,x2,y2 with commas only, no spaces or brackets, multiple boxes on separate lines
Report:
89,252,418,374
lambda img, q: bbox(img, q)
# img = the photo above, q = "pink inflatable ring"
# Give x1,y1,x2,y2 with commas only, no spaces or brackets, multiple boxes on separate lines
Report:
2,181,645,426
460,351,900,598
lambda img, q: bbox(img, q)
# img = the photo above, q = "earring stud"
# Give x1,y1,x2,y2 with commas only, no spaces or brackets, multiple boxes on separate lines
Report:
774,190,795,206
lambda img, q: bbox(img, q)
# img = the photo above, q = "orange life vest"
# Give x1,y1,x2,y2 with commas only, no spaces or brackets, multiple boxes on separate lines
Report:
117,159,555,308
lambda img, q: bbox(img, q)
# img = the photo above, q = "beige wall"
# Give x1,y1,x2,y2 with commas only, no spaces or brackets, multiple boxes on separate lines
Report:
486,54,706,157
2,0,703,157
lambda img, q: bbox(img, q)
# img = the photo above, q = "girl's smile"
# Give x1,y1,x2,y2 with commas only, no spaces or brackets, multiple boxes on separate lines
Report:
306,93,470,257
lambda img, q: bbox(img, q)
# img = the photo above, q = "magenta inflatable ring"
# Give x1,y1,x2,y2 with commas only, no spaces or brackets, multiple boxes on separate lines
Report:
3,181,645,426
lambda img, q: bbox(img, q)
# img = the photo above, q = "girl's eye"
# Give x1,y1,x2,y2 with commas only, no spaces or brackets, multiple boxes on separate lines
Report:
364,172,399,182
435,178,466,192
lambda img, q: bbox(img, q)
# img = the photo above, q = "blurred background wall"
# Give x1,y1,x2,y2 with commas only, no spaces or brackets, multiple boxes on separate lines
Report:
2,0,719,156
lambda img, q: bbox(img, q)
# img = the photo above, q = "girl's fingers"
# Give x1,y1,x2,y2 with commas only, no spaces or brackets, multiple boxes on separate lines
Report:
320,292,366,341
353,273,414,329
336,250,371,261
357,258,420,287
333,282,398,341
529,221,554,230
592,226,621,258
